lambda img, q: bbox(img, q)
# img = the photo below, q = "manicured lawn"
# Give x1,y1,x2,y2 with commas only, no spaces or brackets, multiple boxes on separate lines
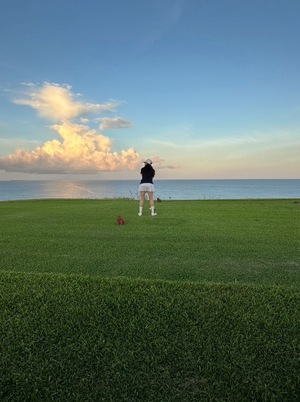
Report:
0,199,299,285
0,199,299,401
1,272,299,401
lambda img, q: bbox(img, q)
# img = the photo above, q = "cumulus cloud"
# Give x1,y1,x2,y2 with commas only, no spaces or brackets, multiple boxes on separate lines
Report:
0,82,175,175
0,122,142,174
14,82,119,121
99,117,133,130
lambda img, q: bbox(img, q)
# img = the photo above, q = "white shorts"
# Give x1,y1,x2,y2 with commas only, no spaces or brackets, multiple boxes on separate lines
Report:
139,183,155,193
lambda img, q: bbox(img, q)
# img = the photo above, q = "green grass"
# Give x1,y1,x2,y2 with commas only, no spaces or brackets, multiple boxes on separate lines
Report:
1,199,300,401
0,199,299,284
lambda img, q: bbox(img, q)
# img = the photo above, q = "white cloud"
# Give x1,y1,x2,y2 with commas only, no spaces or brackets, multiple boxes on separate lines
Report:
20,82,36,87
150,156,180,169
99,117,133,130
0,122,142,174
0,82,176,175
13,83,119,121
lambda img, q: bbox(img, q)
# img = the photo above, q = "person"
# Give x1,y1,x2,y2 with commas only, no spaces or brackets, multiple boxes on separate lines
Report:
138,159,157,216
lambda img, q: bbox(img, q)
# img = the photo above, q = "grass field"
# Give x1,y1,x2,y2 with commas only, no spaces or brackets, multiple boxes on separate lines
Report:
1,199,300,401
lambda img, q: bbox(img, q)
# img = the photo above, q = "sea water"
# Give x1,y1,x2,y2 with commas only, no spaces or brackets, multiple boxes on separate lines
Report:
0,179,299,201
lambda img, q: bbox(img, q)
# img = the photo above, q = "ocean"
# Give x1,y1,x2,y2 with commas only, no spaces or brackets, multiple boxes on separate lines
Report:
0,179,299,201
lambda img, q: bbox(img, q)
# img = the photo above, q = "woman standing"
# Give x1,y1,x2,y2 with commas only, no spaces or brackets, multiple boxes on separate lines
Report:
138,159,157,216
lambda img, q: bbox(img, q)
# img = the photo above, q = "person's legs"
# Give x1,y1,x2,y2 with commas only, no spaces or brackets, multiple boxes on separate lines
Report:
148,192,157,215
138,191,145,215
139,191,145,207
149,192,155,207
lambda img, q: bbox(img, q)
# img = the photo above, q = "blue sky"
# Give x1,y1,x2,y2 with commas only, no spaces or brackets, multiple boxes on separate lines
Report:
0,0,299,180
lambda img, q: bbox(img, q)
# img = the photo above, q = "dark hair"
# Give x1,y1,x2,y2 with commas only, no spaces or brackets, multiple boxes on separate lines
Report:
141,163,155,177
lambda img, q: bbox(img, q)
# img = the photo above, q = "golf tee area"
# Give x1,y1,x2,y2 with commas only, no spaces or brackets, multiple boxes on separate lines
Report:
1,199,299,401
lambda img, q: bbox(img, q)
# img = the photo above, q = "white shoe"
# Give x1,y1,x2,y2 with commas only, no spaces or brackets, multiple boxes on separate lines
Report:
138,213,142,216
150,207,157,216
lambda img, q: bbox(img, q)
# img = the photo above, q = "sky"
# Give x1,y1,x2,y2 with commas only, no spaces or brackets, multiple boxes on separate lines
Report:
0,0,299,180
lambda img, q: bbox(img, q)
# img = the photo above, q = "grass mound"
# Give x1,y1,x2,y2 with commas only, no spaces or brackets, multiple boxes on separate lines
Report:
1,272,299,401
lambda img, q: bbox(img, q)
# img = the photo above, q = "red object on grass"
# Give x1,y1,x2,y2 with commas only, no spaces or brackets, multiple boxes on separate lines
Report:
117,215,125,225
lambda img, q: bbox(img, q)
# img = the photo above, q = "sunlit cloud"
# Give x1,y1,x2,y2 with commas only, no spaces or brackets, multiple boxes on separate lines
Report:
151,156,180,170
0,122,142,174
99,117,133,130
14,82,119,121
0,82,176,175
